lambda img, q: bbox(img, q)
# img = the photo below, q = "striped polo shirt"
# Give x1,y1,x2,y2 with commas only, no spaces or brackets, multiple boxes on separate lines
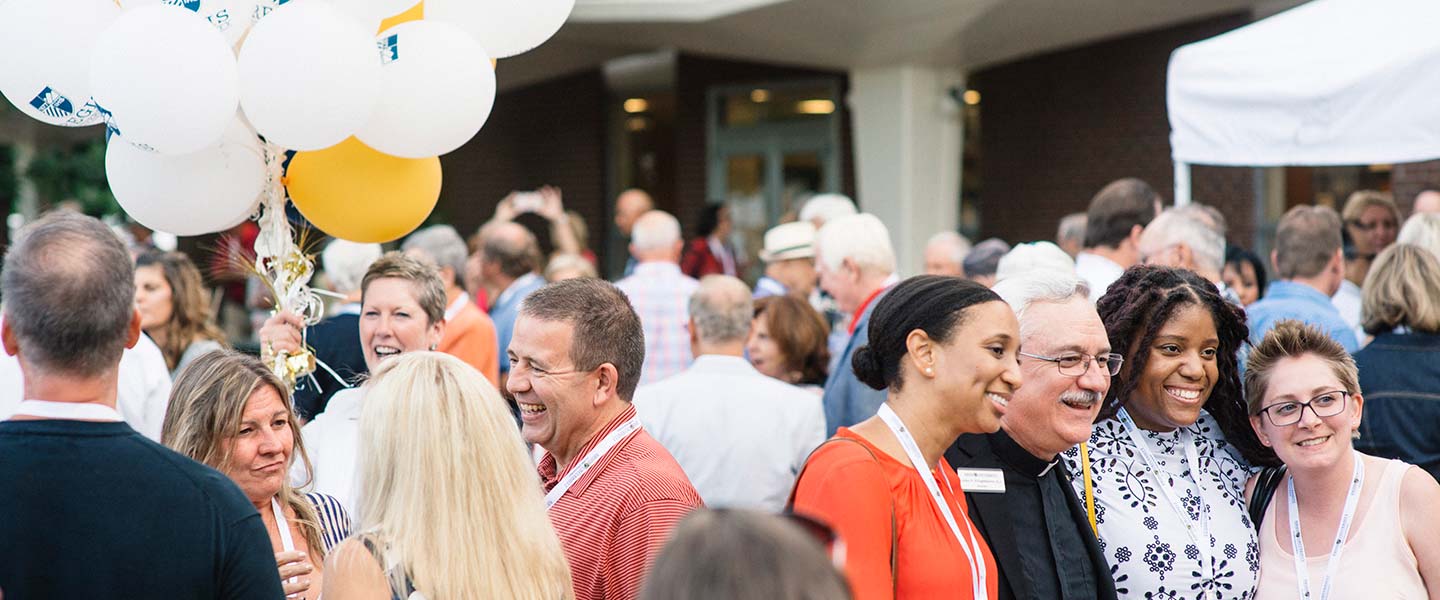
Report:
540,404,704,600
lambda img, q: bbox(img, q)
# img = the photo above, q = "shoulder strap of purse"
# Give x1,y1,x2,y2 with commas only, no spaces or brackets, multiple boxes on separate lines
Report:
1247,464,1288,530
788,436,898,596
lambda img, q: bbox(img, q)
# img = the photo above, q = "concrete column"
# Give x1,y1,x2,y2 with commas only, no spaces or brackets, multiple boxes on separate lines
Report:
847,64,964,277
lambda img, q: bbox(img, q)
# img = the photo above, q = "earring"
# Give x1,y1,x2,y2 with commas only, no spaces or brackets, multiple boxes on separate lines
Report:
924,367,934,375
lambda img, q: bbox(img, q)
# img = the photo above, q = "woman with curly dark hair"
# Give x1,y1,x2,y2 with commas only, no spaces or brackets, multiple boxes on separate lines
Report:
1061,265,1277,599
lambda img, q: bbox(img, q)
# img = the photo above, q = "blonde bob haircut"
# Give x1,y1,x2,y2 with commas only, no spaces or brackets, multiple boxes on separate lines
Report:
354,352,573,600
161,350,325,558
1361,243,1440,335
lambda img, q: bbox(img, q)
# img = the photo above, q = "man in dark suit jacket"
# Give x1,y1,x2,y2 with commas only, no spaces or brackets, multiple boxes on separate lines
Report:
946,273,1117,600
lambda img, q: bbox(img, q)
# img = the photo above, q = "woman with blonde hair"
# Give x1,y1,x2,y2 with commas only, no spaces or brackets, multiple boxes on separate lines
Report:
1352,243,1440,481
134,250,227,376
324,352,573,600
163,350,351,600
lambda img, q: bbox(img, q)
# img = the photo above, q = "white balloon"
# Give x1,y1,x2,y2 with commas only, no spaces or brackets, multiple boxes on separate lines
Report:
426,0,574,58
0,0,118,127
238,1,380,150
90,4,239,154
357,21,496,158
107,117,266,236
255,0,380,35
121,0,258,47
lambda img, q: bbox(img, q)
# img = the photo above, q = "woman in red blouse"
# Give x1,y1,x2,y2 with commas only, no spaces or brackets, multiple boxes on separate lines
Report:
793,275,1021,600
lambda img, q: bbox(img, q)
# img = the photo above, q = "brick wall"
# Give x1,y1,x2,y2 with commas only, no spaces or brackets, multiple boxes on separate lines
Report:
1392,159,1440,216
970,13,1259,246
435,69,609,260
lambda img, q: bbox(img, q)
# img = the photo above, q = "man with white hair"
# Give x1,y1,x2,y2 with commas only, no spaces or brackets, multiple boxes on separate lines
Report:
634,276,824,510
1055,213,1087,259
1136,207,1237,304
948,273,1117,600
924,230,973,277
816,213,898,435
799,193,857,229
616,210,701,385
291,239,382,420
753,221,819,299
994,241,1075,283
403,225,500,385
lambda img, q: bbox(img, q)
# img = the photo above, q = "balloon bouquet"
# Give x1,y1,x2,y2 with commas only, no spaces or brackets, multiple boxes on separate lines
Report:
0,0,573,386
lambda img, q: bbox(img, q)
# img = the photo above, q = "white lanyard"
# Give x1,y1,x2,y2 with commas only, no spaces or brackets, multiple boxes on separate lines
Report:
877,404,988,599
271,496,300,591
444,293,469,321
12,400,123,422
544,417,642,509
1288,450,1364,600
1117,408,1213,578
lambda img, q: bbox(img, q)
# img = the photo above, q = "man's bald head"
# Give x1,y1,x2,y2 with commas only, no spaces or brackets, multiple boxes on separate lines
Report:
481,222,540,280
2,212,138,377
1414,189,1440,215
614,189,654,236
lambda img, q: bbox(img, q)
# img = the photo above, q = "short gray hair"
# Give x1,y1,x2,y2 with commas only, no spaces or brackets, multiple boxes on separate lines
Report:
2,212,136,376
322,239,382,294
1398,213,1440,261
688,276,753,344
1056,213,1087,246
401,225,468,286
926,231,972,266
816,213,895,275
995,241,1074,283
631,210,682,251
1143,209,1226,274
799,194,856,226
991,272,1090,340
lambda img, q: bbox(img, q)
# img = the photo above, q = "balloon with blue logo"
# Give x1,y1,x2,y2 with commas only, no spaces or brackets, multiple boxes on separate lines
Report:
238,0,381,151
107,117,266,236
90,3,240,154
426,0,575,58
356,21,496,158
0,0,119,127
121,0,259,47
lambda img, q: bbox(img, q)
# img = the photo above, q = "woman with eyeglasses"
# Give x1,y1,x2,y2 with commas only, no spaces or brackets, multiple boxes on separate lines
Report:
1062,265,1277,598
1243,320,1440,598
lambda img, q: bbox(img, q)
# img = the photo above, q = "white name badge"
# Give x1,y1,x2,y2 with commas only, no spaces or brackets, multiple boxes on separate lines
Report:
956,468,1007,493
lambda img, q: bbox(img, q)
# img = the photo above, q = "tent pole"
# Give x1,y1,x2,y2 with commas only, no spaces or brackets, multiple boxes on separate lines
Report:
1173,161,1192,206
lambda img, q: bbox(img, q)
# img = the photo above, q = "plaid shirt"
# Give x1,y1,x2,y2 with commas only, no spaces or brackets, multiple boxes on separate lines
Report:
616,263,700,385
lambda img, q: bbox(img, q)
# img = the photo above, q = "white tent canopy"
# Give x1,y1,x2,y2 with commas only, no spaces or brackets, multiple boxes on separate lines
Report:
1167,0,1440,168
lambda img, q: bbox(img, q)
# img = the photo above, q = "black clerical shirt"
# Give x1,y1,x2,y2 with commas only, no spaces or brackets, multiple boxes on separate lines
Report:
946,429,1117,600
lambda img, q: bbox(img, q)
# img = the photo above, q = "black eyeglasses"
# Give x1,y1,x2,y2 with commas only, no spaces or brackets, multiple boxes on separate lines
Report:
1257,390,1350,427
1019,351,1124,376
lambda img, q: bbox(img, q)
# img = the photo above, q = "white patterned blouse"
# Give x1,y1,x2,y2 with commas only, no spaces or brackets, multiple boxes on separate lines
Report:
1062,409,1258,599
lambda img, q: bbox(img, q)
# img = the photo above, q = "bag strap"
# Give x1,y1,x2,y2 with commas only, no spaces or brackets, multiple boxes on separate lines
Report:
788,437,898,596
1078,442,1098,537
1247,465,1288,530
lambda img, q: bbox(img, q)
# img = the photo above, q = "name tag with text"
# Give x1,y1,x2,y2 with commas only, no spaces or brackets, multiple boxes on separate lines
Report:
956,468,1006,493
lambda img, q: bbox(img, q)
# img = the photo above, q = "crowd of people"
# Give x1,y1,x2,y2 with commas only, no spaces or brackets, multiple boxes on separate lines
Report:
4,175,1440,599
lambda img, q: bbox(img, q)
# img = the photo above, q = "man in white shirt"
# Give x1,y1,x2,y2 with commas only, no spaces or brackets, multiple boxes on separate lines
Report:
633,275,824,511
1074,178,1161,302
1,318,171,441
1136,206,1241,305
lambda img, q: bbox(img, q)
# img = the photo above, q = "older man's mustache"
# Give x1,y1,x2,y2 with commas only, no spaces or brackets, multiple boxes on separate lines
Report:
1059,390,1101,409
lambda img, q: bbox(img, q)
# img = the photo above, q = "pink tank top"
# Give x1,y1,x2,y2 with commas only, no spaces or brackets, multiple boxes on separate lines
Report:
1254,458,1426,599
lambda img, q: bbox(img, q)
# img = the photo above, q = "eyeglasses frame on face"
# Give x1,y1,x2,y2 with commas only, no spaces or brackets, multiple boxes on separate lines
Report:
1018,351,1124,377
1347,219,1396,232
1257,389,1351,427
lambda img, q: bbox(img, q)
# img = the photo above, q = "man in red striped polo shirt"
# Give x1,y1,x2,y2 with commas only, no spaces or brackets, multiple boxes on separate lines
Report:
507,277,704,600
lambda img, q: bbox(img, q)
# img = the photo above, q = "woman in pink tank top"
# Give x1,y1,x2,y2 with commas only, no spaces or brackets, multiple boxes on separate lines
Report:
1242,321,1440,599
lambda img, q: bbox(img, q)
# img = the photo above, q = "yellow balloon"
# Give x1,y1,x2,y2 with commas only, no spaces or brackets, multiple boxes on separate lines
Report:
286,137,442,243
378,2,423,32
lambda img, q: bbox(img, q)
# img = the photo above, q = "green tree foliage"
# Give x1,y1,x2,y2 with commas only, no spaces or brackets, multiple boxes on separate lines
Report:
25,139,118,217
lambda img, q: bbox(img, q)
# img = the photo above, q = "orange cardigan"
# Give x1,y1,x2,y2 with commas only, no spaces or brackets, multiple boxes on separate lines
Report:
438,301,500,386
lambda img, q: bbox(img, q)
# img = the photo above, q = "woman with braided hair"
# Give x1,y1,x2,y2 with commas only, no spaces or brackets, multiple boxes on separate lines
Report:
1061,265,1277,599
